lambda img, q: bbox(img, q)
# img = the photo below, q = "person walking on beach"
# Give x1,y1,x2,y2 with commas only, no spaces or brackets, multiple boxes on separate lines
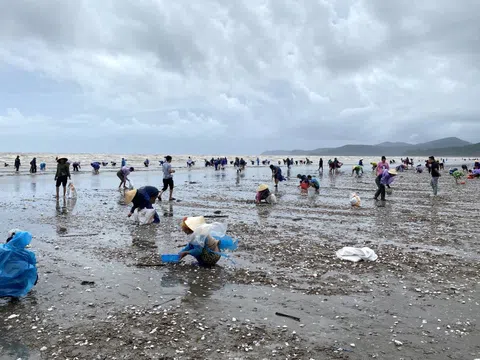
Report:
428,156,441,196
55,156,71,199
121,158,126,167
158,155,175,201
374,169,397,201
318,158,323,173
72,161,81,172
29,158,37,173
376,156,390,176
117,166,134,189
14,156,20,172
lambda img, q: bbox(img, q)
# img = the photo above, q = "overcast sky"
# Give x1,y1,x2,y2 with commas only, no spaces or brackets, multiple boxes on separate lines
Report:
0,0,479,155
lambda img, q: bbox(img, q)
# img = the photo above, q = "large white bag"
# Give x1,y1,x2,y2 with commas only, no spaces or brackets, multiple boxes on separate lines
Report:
336,247,378,262
67,182,77,199
132,208,157,225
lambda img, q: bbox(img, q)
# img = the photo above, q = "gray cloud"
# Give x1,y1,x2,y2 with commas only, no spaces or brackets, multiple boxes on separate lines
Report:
0,0,479,154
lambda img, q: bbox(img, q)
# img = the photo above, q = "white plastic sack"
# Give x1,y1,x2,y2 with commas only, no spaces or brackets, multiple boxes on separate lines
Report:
336,247,377,262
133,208,157,225
67,183,77,199
350,193,361,207
266,194,277,204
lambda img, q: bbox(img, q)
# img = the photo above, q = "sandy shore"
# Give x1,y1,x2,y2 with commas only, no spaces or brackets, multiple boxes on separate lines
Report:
0,165,479,360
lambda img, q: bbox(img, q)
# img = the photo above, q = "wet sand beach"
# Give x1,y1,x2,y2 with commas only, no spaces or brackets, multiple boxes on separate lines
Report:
0,163,479,360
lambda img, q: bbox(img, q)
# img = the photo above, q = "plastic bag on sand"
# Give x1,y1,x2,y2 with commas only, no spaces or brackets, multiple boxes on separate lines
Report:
0,231,38,297
127,181,134,190
133,208,157,225
336,247,377,262
67,182,77,199
266,194,277,204
350,193,361,207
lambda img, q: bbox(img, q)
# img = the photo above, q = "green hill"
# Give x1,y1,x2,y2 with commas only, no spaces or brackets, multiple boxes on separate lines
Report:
406,142,480,157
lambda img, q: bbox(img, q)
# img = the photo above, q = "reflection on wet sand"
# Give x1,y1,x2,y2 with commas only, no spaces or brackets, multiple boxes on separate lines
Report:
160,267,228,308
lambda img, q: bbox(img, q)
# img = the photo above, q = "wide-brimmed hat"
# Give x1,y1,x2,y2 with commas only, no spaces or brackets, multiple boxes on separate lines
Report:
124,189,137,204
57,156,68,161
184,216,206,232
388,169,398,175
257,184,269,192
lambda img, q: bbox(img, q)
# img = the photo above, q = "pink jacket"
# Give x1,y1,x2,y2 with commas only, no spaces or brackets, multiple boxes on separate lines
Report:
376,161,390,176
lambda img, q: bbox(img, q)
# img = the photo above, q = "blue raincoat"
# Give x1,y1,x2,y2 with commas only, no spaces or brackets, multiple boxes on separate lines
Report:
0,231,38,297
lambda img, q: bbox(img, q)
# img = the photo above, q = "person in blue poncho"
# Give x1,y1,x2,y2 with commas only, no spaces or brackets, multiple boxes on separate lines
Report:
91,162,101,174
1,230,38,298
178,216,238,267
124,186,160,223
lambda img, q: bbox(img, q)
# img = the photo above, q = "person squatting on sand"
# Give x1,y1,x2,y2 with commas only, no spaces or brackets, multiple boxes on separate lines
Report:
55,156,71,199
125,186,160,223
0,230,38,298
177,216,238,267
297,174,309,192
374,168,397,201
255,184,277,204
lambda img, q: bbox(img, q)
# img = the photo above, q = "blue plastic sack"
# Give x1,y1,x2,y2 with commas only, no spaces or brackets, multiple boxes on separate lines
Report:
0,231,38,297
215,235,239,251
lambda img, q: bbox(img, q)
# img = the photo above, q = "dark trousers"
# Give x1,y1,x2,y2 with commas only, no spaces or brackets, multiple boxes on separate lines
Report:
374,175,386,200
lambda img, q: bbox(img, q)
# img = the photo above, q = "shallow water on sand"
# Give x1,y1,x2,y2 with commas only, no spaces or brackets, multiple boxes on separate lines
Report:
0,165,479,359
0,151,470,177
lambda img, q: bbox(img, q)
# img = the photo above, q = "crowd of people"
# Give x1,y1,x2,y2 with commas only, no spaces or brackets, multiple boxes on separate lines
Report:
9,154,478,204
2,151,479,300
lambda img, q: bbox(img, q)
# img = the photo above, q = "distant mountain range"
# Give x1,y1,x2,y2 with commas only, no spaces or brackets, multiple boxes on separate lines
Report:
262,137,478,156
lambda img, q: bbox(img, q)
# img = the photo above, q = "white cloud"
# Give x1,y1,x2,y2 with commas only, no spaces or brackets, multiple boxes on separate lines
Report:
0,0,479,154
